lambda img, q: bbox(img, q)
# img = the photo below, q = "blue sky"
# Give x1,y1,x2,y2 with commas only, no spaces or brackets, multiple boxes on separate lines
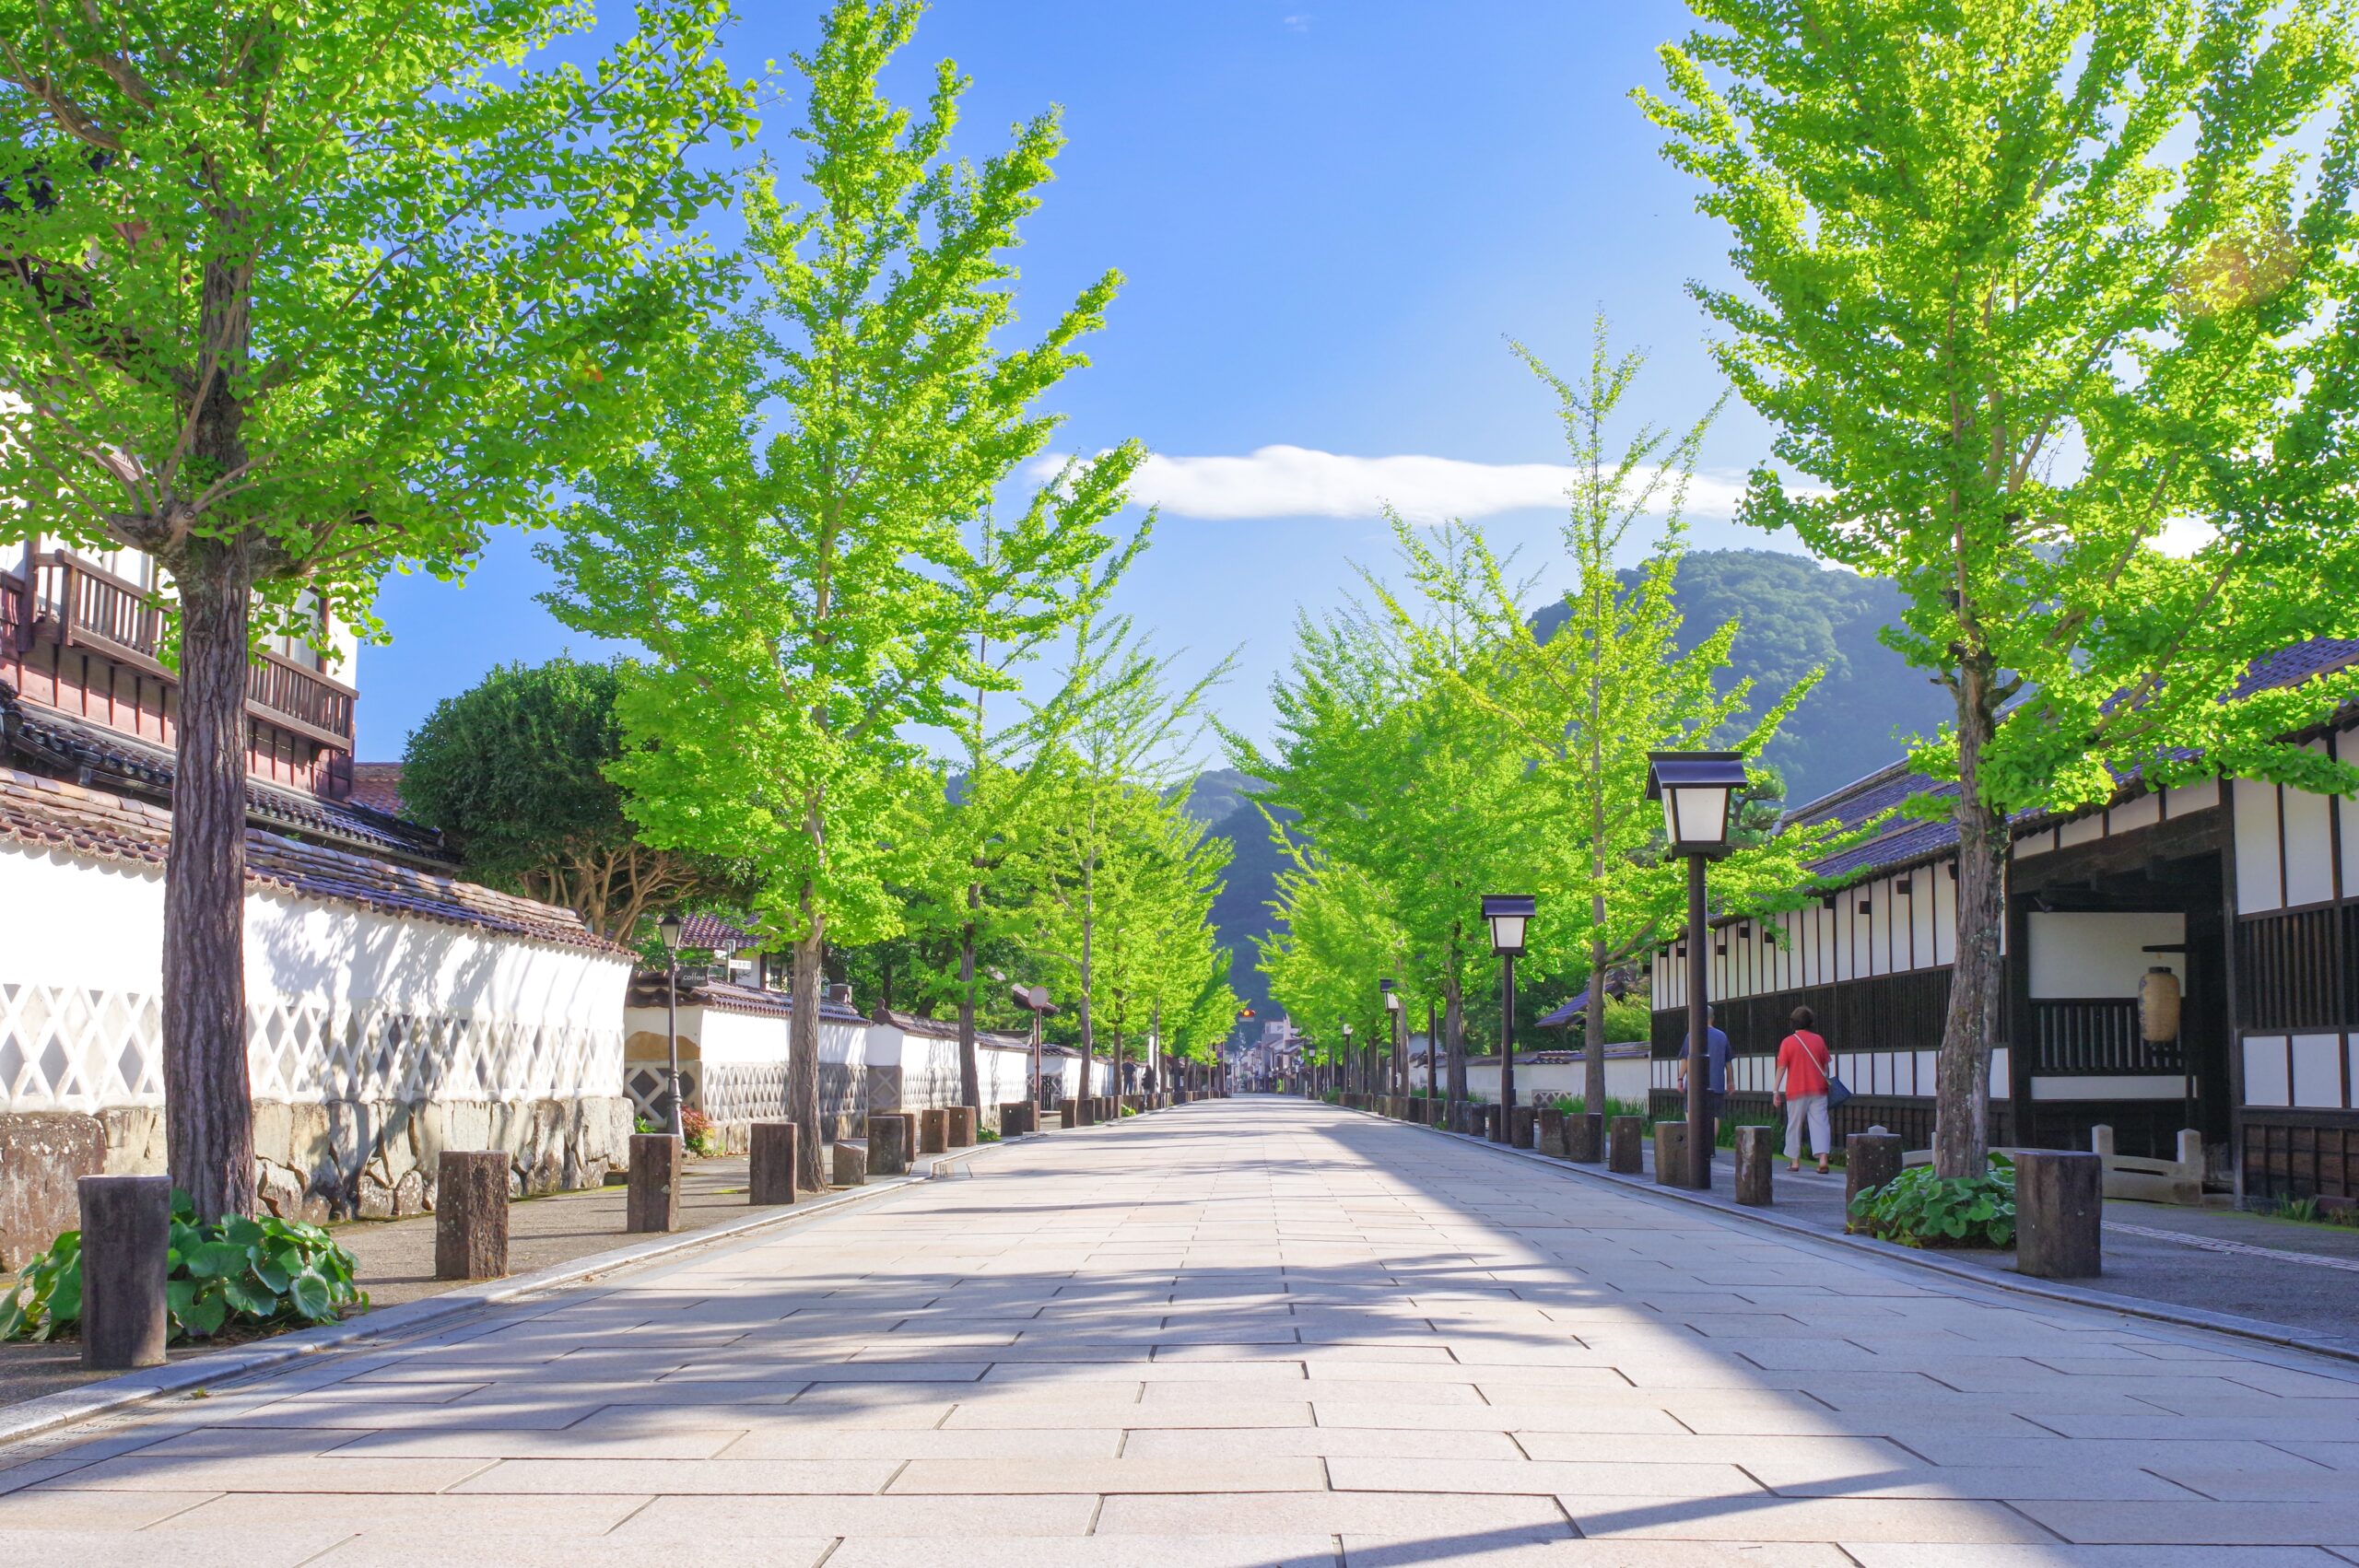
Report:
358,0,1803,762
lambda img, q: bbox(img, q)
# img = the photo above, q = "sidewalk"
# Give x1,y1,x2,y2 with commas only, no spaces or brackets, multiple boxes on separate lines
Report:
1438,1116,2359,1357
0,1131,1025,1412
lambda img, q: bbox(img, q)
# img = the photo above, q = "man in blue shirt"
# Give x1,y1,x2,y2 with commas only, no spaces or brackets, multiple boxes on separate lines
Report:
1675,1005,1731,1147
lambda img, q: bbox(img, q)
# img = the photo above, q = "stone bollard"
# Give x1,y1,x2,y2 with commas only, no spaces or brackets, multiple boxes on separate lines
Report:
433,1151,511,1280
832,1139,867,1187
626,1132,682,1234
1733,1126,1775,1207
919,1108,949,1155
947,1106,977,1147
1511,1106,1536,1150
1535,1107,1567,1159
749,1121,797,1206
1608,1115,1644,1174
999,1101,1033,1137
1654,1121,1689,1187
1061,1100,1080,1129
2017,1151,2104,1279
868,1113,912,1176
76,1175,170,1371
1844,1130,1906,1225
1567,1112,1604,1164
1483,1106,1503,1142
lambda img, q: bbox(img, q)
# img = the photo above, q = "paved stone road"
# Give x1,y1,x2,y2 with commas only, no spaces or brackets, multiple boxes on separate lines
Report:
4,1097,2358,1565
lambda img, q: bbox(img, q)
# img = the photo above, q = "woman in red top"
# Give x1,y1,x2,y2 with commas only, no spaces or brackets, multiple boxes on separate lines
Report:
1774,1005,1834,1174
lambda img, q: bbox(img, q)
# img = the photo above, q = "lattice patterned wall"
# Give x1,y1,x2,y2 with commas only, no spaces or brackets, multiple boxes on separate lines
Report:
0,981,623,1115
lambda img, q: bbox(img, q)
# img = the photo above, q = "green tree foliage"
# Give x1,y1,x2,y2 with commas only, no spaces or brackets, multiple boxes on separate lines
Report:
1018,616,1231,1099
546,0,1141,1188
1238,528,1532,1104
0,0,753,1219
1642,0,2359,1175
1396,324,1844,1120
400,658,724,946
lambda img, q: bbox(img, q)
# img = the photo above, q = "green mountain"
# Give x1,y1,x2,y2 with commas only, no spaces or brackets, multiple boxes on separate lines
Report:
1531,548,1946,806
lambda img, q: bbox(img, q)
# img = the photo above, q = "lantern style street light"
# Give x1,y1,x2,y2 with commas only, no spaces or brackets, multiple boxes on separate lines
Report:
657,912,687,1138
1013,983,1054,1117
1339,1021,1355,1097
1647,750,1748,1188
1381,978,1404,1100
1481,894,1535,1141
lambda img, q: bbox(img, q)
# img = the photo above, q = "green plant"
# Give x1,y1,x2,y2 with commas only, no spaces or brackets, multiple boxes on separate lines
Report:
1546,1094,1651,1121
1848,1163,2016,1249
978,1126,1002,1142
1120,1105,1138,1117
681,1108,722,1158
635,1115,662,1136
1,1191,368,1343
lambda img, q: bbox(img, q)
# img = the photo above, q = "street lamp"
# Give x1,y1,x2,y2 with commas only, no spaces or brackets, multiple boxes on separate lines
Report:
1647,750,1748,1188
1380,978,1403,1102
1013,983,1054,1122
1481,895,1535,1142
657,912,687,1139
1339,1021,1354,1098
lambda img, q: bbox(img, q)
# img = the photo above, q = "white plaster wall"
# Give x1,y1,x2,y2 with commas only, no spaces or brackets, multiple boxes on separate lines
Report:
2026,912,2184,1000
1462,1058,1649,1106
621,1002,787,1066
250,888,621,1036
1,841,628,1115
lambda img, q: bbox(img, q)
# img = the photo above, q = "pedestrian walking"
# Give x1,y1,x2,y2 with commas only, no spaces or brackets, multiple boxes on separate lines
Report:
1775,1005,1834,1174
1674,1004,1730,1148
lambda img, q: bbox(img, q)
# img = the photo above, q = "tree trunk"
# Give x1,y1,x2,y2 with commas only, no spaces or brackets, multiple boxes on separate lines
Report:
957,895,980,1109
788,917,828,1193
1933,664,2005,1179
163,538,259,1223
1443,961,1467,1105
1583,939,1608,1115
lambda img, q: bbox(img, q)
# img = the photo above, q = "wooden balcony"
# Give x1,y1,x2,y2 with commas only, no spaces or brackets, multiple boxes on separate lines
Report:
18,551,356,751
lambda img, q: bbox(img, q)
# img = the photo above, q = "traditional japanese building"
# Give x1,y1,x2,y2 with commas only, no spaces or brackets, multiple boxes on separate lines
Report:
1648,638,2359,1206
0,538,636,1265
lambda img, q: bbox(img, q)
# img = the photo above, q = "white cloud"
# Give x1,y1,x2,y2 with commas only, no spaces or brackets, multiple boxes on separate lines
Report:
1029,445,1754,525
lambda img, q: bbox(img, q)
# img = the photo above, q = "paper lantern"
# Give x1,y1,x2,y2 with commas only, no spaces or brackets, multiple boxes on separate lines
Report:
2139,965,2182,1044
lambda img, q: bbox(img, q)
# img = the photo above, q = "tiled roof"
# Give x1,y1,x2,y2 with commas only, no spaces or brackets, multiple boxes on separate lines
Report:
1774,636,2359,890
626,973,866,1023
346,763,406,815
0,764,628,955
0,686,452,867
869,1008,1031,1049
675,912,755,951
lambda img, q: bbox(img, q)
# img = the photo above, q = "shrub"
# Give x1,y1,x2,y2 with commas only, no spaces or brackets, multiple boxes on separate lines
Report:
681,1108,722,1157
1545,1094,1651,1121
1848,1160,2016,1249
1,1191,368,1343
978,1126,1002,1142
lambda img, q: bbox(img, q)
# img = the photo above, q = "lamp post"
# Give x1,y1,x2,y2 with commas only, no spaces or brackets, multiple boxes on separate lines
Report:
1646,750,1748,1189
1381,978,1404,1100
1426,997,1438,1105
1013,983,1054,1111
1481,895,1535,1141
657,912,687,1138
1339,1022,1354,1098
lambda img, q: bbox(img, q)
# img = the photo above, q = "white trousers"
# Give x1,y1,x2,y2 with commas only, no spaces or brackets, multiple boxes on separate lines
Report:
1784,1094,1831,1163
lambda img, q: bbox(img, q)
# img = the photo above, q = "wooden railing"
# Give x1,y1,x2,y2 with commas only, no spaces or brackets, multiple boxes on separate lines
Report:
0,566,23,652
2032,997,2179,1075
29,550,355,748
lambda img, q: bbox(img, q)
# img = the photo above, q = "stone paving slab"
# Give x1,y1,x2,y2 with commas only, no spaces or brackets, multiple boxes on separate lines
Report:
2,1098,2358,1562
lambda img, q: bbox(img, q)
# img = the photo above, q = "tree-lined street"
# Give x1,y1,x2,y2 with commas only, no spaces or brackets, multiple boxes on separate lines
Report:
5,1098,2357,1563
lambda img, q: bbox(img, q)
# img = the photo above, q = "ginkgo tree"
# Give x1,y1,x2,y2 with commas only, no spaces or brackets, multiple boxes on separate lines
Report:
1642,0,2359,1175
0,0,753,1218
546,0,1141,1191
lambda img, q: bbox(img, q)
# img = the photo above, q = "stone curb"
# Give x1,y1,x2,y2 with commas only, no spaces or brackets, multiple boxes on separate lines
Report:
1330,1100,2359,1371
0,1132,1030,1451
